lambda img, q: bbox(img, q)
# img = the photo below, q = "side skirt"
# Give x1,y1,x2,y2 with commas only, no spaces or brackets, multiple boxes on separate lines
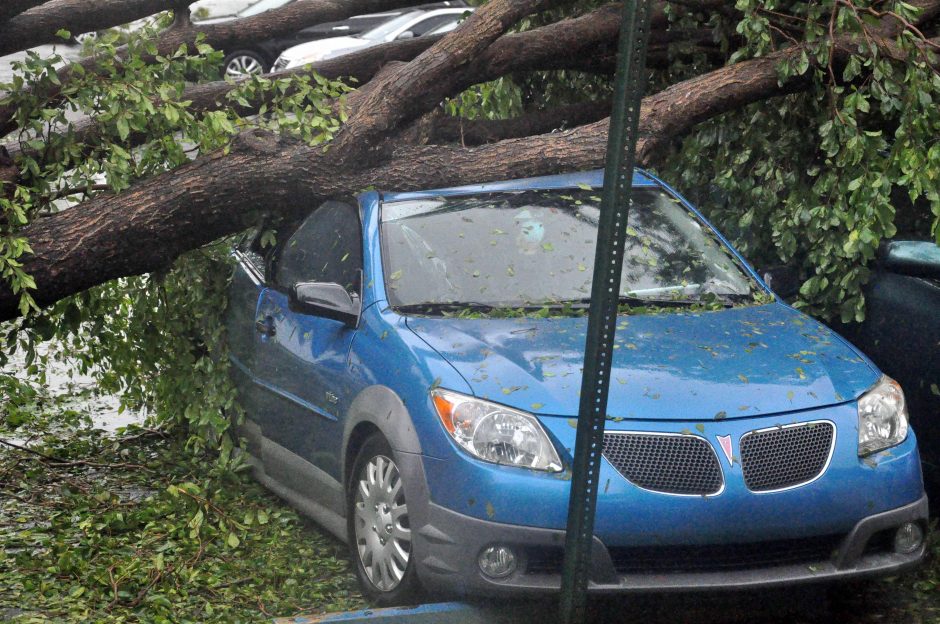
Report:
239,420,348,543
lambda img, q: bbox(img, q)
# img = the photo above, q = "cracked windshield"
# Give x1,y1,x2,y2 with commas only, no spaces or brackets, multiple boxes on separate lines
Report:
382,188,759,313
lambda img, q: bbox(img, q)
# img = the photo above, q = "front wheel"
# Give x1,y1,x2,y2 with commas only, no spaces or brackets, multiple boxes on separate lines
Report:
347,434,421,605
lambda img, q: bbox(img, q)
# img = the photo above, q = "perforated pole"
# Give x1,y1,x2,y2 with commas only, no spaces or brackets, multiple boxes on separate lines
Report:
558,2,653,622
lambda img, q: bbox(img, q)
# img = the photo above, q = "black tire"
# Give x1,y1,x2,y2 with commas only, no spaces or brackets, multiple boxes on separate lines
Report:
221,50,267,78
346,434,421,606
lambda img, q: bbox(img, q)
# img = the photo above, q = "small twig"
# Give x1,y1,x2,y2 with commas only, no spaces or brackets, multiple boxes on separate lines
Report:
0,487,31,504
768,22,800,47
41,183,110,203
177,488,242,528
106,565,120,610
0,437,151,471
115,427,167,443
126,562,174,609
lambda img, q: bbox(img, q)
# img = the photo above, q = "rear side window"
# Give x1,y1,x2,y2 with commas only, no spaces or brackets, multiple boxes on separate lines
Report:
275,201,363,293
235,228,267,278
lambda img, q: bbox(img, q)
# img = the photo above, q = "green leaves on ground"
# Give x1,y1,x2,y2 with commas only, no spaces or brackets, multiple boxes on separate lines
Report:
0,405,362,623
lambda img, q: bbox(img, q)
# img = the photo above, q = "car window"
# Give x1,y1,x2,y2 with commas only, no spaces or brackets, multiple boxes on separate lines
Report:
407,14,460,37
427,20,461,36
275,201,362,293
381,188,759,308
360,11,424,41
235,228,266,276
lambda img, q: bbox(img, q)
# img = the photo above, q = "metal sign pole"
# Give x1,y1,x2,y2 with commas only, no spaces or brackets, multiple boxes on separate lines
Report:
558,2,653,623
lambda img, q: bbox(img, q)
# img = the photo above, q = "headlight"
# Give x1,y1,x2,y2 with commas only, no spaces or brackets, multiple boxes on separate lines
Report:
858,376,909,456
431,389,562,472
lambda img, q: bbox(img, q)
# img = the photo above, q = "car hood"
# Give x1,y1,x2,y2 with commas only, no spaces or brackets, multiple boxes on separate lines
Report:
406,303,879,421
282,37,369,62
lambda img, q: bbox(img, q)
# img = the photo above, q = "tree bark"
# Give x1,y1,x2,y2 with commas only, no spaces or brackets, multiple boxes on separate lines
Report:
1,0,938,322
0,0,50,25
416,100,613,146
0,41,838,322
0,0,435,138
0,0,190,58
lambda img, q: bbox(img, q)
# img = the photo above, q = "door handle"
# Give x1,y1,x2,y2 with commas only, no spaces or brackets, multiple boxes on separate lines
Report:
255,317,276,336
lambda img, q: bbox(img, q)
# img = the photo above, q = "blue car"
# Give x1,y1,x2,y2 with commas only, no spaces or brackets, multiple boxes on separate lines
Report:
224,170,927,604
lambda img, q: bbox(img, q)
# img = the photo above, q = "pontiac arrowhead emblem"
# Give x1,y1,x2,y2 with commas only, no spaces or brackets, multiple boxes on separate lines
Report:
717,435,733,466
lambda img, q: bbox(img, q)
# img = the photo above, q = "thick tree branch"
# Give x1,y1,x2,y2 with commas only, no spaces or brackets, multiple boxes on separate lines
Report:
0,0,434,139
414,100,613,146
0,0,50,25
0,0,191,58
0,40,834,321
331,0,570,161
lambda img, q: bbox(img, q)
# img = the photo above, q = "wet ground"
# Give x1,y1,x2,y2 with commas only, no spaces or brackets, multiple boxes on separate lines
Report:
0,346,144,438
437,581,940,624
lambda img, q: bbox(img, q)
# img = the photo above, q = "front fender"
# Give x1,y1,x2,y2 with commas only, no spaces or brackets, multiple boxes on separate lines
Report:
342,385,423,486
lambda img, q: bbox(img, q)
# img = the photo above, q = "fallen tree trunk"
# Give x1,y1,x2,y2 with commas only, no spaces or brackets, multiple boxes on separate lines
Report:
0,0,937,322
0,37,827,321
0,0,182,57
0,0,439,138
0,0,50,25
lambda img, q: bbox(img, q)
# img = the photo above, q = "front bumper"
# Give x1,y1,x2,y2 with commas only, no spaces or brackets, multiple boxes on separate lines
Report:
407,488,928,596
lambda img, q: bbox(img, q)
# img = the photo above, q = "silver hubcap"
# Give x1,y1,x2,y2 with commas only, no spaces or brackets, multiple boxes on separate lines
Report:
354,454,411,592
226,55,263,78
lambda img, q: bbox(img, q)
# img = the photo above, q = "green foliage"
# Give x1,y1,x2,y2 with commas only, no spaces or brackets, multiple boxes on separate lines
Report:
0,385,361,622
661,0,940,323
455,0,939,324
0,22,351,449
444,77,523,122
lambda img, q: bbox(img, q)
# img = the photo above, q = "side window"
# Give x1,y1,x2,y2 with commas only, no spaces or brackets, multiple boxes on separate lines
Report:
409,15,458,37
235,228,266,277
275,201,363,293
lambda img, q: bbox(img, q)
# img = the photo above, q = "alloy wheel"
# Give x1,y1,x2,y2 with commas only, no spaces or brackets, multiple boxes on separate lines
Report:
353,454,411,591
225,55,263,78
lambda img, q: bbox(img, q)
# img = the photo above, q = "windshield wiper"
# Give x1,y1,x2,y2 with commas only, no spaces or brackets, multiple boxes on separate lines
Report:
394,301,511,314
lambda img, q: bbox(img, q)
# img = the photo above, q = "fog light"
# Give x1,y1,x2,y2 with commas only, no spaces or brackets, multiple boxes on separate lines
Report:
478,545,517,579
893,523,924,555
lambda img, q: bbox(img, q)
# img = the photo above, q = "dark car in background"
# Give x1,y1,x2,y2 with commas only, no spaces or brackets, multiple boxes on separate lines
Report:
195,0,469,78
835,241,940,492
766,240,940,494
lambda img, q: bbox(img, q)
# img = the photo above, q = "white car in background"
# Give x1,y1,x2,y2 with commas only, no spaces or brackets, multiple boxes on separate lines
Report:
273,7,473,71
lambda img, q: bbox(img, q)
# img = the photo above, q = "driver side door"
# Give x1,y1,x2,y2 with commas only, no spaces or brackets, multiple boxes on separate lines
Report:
253,201,364,484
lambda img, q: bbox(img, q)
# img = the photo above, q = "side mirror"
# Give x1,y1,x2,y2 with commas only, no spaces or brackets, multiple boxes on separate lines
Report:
761,265,801,300
880,241,940,280
396,30,416,40
289,282,361,327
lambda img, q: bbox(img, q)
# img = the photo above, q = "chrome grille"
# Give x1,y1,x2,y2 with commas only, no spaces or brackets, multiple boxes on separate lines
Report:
740,421,835,492
603,433,723,496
